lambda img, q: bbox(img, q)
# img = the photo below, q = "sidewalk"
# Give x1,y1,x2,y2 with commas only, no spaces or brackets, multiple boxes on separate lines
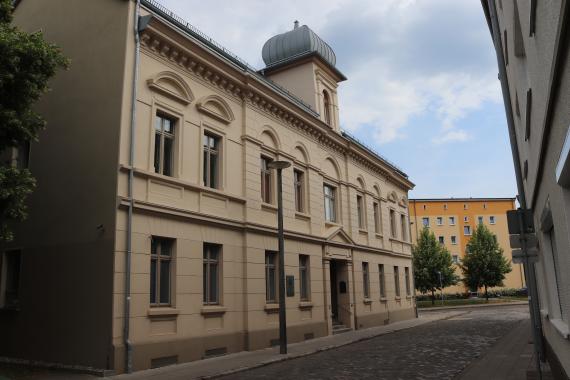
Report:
115,310,464,380
419,300,528,312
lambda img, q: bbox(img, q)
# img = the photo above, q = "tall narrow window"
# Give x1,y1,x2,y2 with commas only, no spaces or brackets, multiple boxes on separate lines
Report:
449,216,455,225
299,255,310,301
357,194,365,229
203,244,221,305
150,237,173,306
323,90,331,125
324,184,337,223
390,209,397,238
478,216,484,225
0,251,21,309
405,267,411,296
451,236,457,245
294,169,305,213
525,88,532,141
422,217,430,228
362,262,370,299
261,157,272,204
401,215,408,241
490,216,496,224
265,251,278,303
203,133,220,189
154,114,175,176
373,202,381,234
378,264,386,298
464,226,472,235
394,266,400,298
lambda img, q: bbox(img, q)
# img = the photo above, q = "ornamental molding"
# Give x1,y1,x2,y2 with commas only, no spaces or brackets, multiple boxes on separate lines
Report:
196,94,235,124
140,28,411,190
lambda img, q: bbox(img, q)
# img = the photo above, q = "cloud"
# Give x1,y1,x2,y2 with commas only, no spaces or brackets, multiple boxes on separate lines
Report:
432,130,470,144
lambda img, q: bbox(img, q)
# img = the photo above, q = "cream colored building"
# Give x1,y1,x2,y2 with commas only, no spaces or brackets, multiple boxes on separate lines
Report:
483,1,570,378
0,0,415,374
409,198,525,294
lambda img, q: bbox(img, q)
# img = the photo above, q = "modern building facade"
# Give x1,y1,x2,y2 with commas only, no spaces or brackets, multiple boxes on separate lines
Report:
0,0,415,374
409,198,525,294
482,1,570,378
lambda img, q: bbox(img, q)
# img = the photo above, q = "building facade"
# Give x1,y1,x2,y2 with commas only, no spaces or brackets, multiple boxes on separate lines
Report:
0,0,415,374
482,1,570,378
409,198,525,294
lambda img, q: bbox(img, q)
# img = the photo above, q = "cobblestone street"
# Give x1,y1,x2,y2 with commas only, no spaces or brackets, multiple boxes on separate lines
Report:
223,305,530,380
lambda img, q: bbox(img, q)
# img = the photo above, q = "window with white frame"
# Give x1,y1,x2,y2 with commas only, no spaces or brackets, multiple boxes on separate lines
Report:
438,236,444,244
464,216,469,223
299,255,310,301
203,243,221,305
324,184,337,223
357,194,366,230
150,237,174,307
452,255,459,264
154,114,175,176
260,156,273,204
436,216,443,225
294,169,305,213
451,235,457,245
490,216,496,224
203,133,220,189
464,226,472,235
265,251,278,303
449,216,456,225
373,202,381,234
463,203,468,210
0,250,21,309
422,217,430,228
478,216,484,225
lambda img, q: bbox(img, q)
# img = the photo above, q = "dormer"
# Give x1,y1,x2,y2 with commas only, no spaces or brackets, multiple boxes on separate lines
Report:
260,21,346,133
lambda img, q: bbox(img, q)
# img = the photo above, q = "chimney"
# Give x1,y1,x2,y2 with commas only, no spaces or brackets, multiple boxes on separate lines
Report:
294,20,299,29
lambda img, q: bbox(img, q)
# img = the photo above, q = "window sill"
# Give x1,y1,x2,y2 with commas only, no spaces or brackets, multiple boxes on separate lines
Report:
261,203,278,212
395,296,401,301
299,301,313,309
374,233,383,239
295,211,311,220
264,303,280,313
325,221,341,228
380,297,388,302
358,229,368,235
201,305,227,316
389,237,411,245
363,298,373,305
543,311,570,339
147,307,179,318
406,295,412,299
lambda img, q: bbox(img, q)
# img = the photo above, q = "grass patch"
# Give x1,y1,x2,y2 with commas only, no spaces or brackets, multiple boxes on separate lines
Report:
417,296,527,308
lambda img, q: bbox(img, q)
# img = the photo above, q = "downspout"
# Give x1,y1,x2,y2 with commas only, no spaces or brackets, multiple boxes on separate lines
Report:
124,0,141,373
486,0,544,373
407,207,418,318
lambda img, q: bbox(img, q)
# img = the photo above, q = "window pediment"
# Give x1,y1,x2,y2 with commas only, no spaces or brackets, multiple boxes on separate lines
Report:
387,191,398,203
196,95,235,124
147,71,194,105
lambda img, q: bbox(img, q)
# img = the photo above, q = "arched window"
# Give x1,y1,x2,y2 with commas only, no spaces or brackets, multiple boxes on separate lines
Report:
323,90,331,125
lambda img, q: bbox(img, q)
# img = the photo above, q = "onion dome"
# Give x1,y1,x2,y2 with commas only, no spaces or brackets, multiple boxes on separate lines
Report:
262,21,337,69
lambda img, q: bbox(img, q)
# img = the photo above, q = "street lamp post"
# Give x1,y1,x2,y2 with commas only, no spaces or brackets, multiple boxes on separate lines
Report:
437,271,444,306
267,160,291,354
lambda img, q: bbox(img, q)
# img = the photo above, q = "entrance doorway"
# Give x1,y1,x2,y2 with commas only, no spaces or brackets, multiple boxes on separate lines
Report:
330,260,339,322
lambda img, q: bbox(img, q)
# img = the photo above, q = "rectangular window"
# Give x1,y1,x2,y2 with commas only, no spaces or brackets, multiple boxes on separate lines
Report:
449,216,455,225
324,184,337,223
150,237,173,306
444,204,448,210
422,217,430,228
463,203,468,210
438,236,444,244
260,157,273,204
362,262,370,299
373,202,381,234
294,169,305,213
451,236,457,245
0,251,22,309
464,226,472,235
490,216,496,224
265,251,278,303
203,133,220,189
464,216,469,223
390,210,397,238
203,244,221,305
357,194,365,229
452,255,459,264
478,216,483,224
405,267,411,296
401,214,408,241
378,264,386,298
154,114,175,176
394,266,400,298
436,217,443,225
299,255,310,301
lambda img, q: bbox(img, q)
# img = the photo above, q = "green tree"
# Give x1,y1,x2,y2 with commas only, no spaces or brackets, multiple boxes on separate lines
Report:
461,224,512,301
0,0,68,241
413,228,458,304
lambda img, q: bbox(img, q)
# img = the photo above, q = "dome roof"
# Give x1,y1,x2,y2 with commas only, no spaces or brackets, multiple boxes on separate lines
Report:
262,22,337,69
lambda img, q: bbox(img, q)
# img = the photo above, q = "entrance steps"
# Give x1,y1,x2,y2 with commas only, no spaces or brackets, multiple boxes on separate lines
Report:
332,322,352,335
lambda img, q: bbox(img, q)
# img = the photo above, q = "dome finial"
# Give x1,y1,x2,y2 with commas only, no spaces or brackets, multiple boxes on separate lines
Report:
293,20,299,29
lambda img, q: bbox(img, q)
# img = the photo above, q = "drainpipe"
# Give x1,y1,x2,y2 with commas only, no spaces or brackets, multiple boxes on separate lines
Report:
124,0,142,373
407,208,418,318
486,0,544,374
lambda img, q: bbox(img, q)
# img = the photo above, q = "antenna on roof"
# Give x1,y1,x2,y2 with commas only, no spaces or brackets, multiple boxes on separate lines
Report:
294,20,299,29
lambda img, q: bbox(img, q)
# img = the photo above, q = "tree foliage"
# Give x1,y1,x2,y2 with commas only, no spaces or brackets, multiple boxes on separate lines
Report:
461,224,512,300
412,228,458,303
0,0,68,241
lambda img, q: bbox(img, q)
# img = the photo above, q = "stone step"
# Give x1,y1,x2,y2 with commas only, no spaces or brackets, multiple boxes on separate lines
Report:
332,325,352,335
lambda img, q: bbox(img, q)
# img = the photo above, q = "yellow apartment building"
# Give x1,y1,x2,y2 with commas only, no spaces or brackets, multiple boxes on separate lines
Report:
409,198,525,294
0,0,415,374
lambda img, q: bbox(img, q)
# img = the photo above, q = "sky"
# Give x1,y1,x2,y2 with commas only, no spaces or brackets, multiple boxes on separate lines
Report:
159,0,518,199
